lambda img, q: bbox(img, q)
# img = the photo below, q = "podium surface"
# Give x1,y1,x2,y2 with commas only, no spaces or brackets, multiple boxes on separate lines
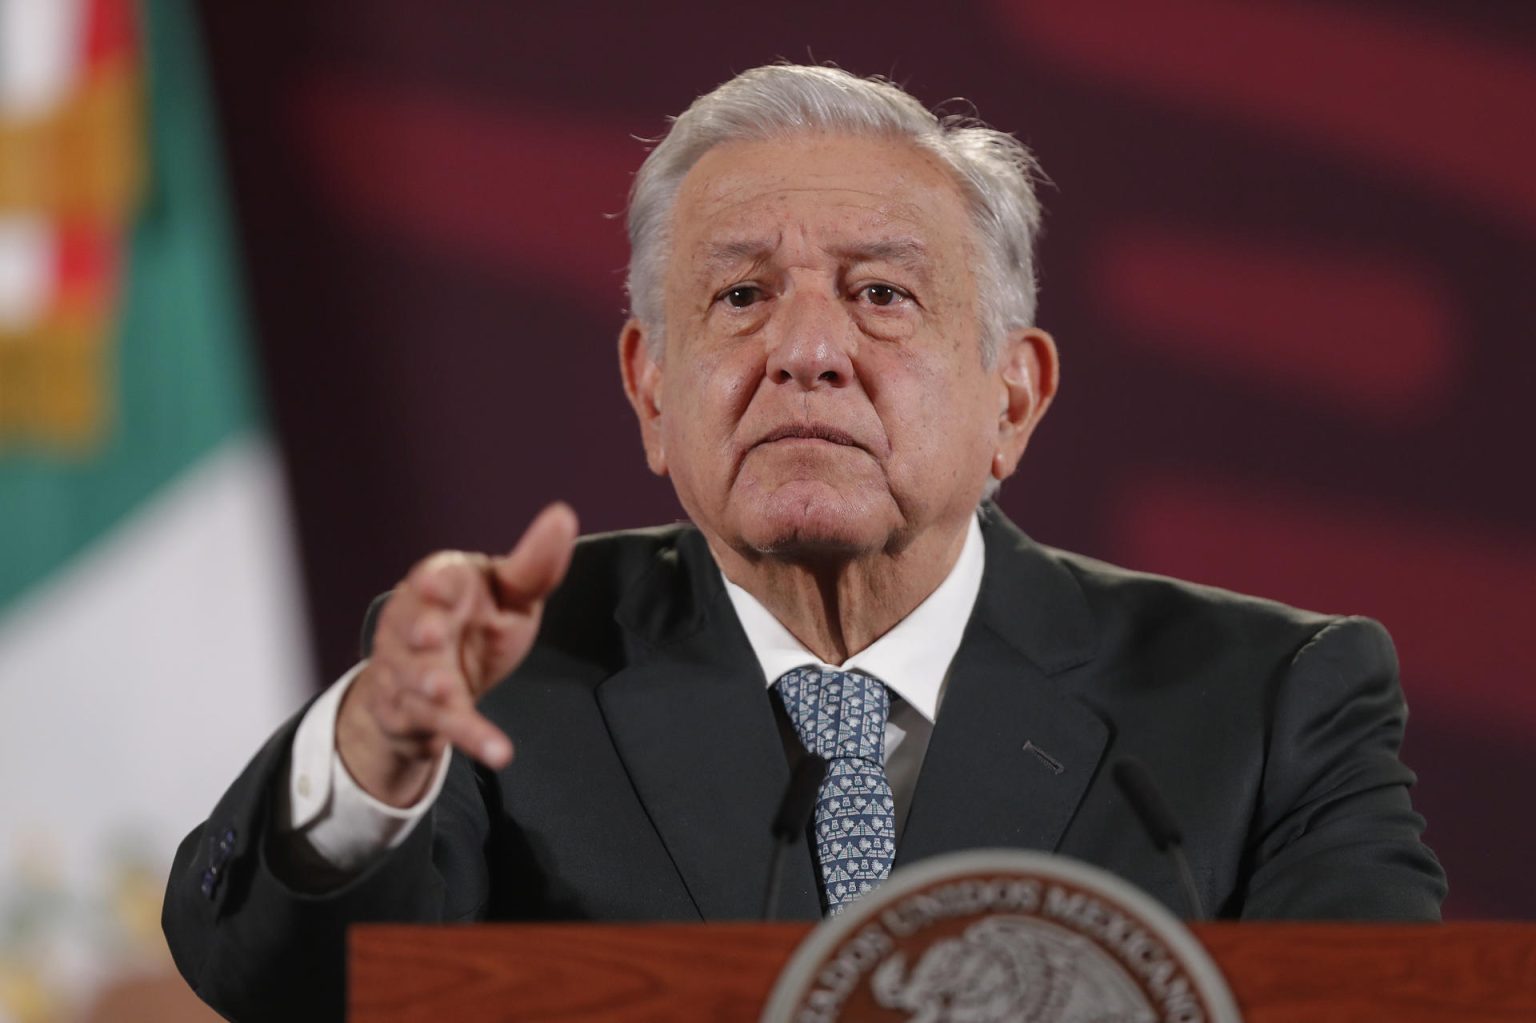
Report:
351,921,1536,1022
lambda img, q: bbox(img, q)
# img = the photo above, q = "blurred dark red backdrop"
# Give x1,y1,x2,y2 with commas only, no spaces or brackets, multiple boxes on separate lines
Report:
194,0,1536,920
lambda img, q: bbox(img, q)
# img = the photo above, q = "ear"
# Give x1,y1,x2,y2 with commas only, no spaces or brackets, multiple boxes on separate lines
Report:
991,327,1059,482
619,318,668,477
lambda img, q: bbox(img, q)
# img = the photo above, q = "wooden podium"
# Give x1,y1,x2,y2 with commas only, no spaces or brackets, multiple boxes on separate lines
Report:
351,921,1536,1021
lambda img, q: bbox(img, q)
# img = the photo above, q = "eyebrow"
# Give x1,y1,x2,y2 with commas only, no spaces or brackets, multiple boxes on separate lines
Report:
699,238,777,282
828,238,932,272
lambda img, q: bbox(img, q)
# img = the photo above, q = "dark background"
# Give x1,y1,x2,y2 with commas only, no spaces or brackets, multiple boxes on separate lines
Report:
194,0,1536,919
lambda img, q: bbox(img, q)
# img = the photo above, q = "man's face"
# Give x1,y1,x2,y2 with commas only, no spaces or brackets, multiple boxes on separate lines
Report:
623,133,1052,562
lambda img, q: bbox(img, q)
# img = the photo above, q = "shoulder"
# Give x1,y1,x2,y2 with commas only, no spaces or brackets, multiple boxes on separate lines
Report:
978,505,1389,678
1050,546,1399,713
534,521,713,667
561,522,696,590
1056,545,1335,636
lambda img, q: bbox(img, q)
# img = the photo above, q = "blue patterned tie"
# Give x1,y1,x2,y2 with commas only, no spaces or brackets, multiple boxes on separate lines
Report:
775,667,897,915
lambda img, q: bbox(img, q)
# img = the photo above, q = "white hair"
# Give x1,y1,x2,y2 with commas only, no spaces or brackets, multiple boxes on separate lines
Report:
624,63,1046,366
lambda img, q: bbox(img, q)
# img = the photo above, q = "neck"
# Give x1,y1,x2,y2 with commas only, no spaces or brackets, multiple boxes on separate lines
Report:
709,517,972,663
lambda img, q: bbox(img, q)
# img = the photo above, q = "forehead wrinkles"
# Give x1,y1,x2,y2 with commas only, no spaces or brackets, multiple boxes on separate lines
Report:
674,138,966,236
678,185,961,279
689,172,941,230
692,213,935,272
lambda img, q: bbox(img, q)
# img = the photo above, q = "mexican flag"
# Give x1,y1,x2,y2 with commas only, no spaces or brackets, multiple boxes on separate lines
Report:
0,1,308,1017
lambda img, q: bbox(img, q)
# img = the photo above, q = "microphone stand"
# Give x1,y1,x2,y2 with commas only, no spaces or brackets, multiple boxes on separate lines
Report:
763,754,827,920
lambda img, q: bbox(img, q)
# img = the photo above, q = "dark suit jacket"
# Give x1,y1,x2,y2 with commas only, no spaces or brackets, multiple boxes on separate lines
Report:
162,506,1445,1020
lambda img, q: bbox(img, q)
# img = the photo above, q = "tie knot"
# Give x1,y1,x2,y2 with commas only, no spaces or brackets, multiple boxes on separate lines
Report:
775,667,890,765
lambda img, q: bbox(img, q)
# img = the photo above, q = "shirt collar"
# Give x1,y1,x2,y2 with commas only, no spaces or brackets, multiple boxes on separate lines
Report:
720,514,985,724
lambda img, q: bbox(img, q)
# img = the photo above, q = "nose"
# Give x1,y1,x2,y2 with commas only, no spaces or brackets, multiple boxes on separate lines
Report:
765,290,854,390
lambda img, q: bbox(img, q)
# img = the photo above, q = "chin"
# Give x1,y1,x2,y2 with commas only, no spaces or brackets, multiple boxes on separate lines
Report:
734,483,895,559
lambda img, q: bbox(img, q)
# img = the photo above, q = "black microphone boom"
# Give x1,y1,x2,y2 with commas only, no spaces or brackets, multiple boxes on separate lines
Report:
763,754,827,920
1112,757,1205,920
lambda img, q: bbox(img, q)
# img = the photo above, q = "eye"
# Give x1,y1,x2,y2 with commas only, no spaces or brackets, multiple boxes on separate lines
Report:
721,285,765,308
857,283,908,307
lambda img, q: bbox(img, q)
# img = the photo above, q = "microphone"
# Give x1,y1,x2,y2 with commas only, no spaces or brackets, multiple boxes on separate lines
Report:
763,753,827,920
1112,757,1205,920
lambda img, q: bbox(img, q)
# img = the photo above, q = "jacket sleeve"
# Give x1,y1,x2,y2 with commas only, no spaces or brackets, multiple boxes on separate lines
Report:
161,700,493,1021
1241,616,1447,919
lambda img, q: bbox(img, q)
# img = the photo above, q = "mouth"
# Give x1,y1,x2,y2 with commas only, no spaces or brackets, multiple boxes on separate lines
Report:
754,424,865,450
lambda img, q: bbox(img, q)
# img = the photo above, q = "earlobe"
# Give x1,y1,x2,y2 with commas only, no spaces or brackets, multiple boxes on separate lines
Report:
991,327,1059,481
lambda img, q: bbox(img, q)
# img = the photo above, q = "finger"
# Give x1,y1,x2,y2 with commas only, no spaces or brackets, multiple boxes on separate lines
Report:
371,609,453,688
411,553,482,609
405,609,456,653
433,704,514,769
376,689,453,761
369,658,457,724
410,663,460,702
489,502,579,609
379,668,468,734
365,663,433,740
374,589,429,654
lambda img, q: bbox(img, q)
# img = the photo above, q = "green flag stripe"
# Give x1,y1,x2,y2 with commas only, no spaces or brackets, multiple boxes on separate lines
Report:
0,0,260,612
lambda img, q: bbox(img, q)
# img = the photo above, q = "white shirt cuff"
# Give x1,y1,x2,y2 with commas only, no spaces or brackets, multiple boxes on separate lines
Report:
281,661,453,874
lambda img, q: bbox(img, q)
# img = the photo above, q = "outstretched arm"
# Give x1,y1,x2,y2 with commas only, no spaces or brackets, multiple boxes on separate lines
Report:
162,503,579,1021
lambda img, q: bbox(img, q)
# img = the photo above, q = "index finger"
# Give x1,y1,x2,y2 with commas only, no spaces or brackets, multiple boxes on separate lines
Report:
488,502,579,610
428,699,515,770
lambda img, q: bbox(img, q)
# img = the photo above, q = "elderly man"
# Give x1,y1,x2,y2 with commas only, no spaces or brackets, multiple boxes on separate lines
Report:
164,64,1445,1019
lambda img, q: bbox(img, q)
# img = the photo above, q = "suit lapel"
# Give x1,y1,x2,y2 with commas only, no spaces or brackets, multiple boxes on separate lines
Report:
593,508,1107,910
897,506,1109,866
596,531,821,921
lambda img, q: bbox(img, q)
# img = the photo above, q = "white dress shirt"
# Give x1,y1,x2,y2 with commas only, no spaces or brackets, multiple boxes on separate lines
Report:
721,514,985,835
279,516,985,874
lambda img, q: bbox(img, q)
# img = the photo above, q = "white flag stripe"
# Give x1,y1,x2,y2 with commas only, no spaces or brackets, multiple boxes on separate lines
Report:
0,434,310,999
0,0,85,117
0,217,54,330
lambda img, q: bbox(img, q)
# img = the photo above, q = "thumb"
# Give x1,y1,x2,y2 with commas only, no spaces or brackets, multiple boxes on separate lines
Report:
489,502,579,610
